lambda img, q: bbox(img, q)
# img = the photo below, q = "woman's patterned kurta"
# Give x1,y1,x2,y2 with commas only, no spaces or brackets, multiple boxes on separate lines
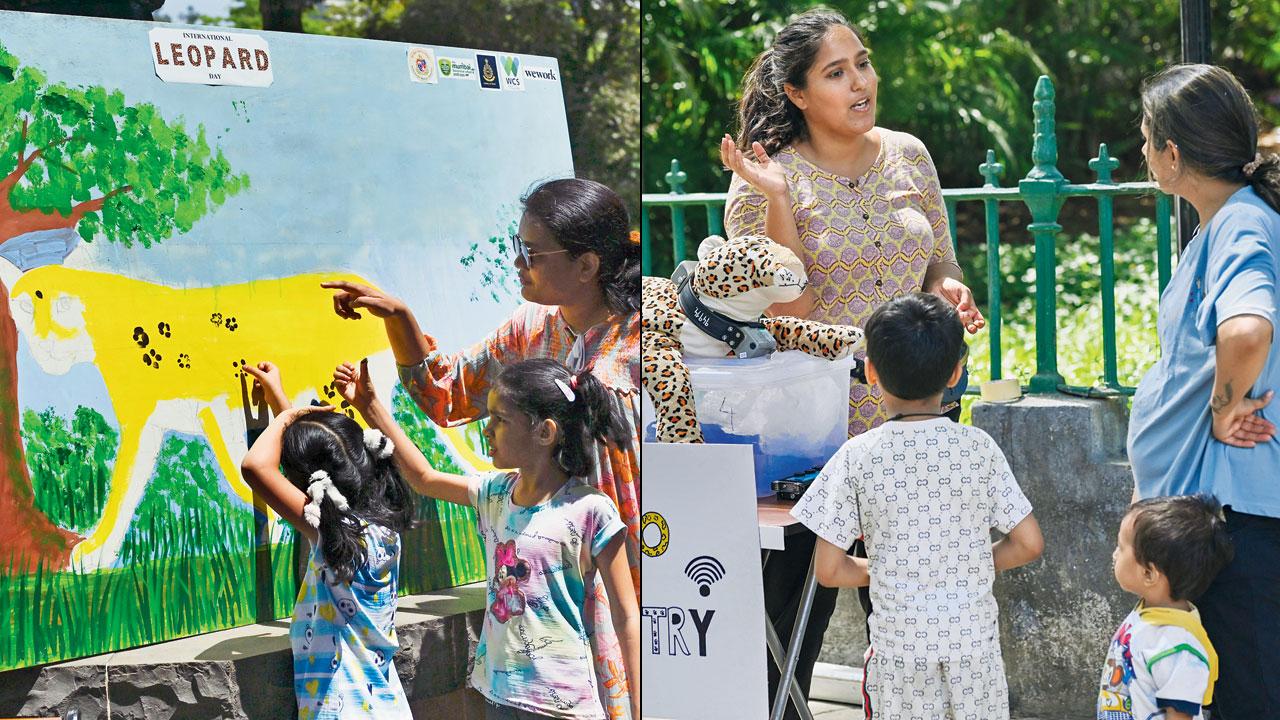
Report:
398,302,640,719
725,128,960,436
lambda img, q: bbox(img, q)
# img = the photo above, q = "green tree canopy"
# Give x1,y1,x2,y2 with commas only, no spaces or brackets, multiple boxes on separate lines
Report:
0,42,248,247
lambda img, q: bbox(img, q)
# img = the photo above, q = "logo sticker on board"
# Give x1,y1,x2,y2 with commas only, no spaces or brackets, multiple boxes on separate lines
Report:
437,56,476,80
499,54,524,91
407,47,438,84
477,54,501,90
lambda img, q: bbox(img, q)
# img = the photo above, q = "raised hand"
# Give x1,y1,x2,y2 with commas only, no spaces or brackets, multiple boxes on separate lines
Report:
320,280,405,320
242,361,291,414
720,133,789,199
333,358,377,413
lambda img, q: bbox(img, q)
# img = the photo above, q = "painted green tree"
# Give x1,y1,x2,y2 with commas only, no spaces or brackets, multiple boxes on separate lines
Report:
21,406,117,534
0,42,247,570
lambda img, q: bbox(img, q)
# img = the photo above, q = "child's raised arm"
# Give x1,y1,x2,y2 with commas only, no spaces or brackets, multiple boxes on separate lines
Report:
993,512,1044,572
334,359,474,507
813,537,870,588
240,405,333,544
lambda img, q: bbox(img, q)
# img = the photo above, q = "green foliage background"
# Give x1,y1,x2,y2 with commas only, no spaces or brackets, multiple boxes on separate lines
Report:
643,0,1280,198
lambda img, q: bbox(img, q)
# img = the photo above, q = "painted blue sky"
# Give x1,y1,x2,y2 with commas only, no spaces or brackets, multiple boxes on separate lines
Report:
0,11,573,352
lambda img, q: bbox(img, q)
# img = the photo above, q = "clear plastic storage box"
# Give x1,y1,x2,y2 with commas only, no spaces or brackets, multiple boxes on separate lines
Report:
642,351,854,496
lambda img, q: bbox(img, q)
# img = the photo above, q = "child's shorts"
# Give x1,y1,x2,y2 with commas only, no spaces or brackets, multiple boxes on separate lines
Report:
862,645,1009,720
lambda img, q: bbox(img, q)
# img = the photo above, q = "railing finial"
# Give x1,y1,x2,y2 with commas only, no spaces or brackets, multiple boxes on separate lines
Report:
1028,75,1066,183
1089,143,1120,185
664,159,687,195
979,149,1003,188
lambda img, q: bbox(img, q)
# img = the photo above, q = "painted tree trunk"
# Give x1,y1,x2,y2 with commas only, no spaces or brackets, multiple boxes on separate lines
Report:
0,276,78,572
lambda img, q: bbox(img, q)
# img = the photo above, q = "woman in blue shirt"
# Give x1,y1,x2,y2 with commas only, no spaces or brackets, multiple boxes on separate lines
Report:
1127,64,1280,718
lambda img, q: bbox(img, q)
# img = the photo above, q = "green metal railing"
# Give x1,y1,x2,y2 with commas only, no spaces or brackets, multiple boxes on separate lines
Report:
641,75,1174,396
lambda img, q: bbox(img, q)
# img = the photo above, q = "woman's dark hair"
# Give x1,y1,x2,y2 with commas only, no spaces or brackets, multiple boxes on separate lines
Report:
494,358,632,478
736,8,861,156
1141,64,1280,213
864,292,967,401
1127,495,1234,601
521,177,639,315
280,411,415,584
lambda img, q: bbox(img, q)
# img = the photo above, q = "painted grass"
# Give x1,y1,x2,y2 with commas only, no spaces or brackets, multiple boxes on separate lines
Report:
392,385,487,587
3,388,487,670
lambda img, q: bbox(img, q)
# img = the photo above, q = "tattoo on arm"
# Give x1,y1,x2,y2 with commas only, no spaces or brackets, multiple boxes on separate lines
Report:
1211,380,1234,415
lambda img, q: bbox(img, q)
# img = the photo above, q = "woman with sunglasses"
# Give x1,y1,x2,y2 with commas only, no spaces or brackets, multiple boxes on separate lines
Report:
321,177,641,718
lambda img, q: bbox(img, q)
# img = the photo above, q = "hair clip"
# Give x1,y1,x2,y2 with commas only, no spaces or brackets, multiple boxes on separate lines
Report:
363,428,395,459
554,378,576,403
303,469,350,528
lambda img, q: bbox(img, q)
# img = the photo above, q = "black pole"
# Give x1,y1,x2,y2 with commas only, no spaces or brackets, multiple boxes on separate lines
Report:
1177,0,1211,251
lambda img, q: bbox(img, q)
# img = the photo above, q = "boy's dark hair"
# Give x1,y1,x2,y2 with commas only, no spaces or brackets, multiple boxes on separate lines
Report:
493,358,633,477
280,411,415,584
1128,495,1234,601
863,292,967,400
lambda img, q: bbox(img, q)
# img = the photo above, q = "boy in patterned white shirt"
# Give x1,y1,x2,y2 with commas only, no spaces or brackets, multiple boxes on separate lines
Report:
792,292,1044,719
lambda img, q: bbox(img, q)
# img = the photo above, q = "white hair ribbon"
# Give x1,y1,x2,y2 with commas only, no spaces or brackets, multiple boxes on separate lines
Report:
303,469,350,529
362,428,395,459
554,378,576,403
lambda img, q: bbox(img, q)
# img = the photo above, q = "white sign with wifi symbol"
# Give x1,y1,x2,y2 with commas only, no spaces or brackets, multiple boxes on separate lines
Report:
684,555,726,597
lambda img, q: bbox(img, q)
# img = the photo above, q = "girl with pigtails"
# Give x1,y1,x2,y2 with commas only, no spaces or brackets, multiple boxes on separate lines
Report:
330,355,640,720
239,362,416,719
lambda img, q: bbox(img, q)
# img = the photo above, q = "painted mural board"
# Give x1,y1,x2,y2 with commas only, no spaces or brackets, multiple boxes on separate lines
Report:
0,10,573,670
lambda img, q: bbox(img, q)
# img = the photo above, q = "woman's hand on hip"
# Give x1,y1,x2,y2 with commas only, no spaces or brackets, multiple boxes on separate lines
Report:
930,276,986,334
1212,389,1276,448
320,280,406,320
721,134,789,200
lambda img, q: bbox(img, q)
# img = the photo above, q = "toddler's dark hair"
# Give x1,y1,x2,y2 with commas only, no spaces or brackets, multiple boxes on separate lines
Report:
280,411,415,584
863,292,967,400
494,358,632,477
1127,495,1234,601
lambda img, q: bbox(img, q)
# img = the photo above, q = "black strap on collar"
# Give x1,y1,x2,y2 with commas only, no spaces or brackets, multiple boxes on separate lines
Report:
672,262,774,357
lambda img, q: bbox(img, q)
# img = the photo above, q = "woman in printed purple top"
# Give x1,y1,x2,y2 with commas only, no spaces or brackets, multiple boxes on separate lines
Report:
715,10,985,713
332,356,640,720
